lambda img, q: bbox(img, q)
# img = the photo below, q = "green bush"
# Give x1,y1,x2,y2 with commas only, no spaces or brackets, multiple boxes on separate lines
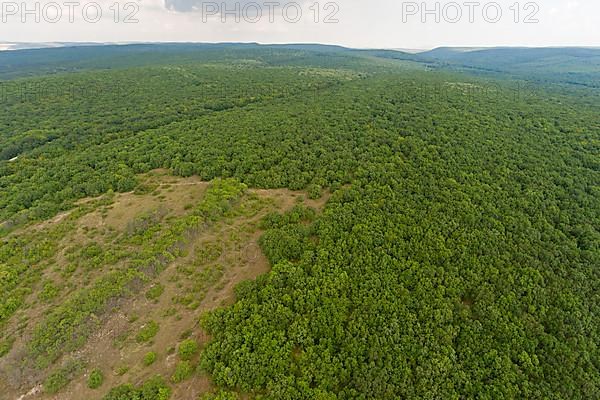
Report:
87,368,104,389
136,321,159,343
171,361,193,383
144,351,157,366
103,375,171,400
307,183,322,200
146,284,164,301
177,339,198,361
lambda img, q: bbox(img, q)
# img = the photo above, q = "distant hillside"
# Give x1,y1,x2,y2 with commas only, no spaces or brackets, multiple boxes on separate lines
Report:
418,47,600,87
0,43,266,79
1,43,599,87
0,43,414,79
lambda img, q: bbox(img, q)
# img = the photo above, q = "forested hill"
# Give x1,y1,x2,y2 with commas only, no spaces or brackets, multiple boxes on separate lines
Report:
0,43,421,79
4,42,600,86
0,45,598,399
419,46,600,87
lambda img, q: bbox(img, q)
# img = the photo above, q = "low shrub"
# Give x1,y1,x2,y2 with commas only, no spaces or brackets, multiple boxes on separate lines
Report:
144,351,157,366
178,339,198,361
88,368,104,389
171,361,193,383
136,321,159,343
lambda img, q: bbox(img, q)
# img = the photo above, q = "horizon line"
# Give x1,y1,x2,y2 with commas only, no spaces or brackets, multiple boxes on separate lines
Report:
2,41,600,54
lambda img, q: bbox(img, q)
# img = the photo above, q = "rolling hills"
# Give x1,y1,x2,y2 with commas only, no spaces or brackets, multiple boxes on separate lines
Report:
0,44,599,399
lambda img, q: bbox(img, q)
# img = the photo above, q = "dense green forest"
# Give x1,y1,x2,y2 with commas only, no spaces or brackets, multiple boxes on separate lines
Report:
0,45,599,399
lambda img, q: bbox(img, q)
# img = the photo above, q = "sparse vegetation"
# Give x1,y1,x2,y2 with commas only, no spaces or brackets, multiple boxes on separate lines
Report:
43,360,84,394
0,336,14,358
23,179,247,370
38,281,60,302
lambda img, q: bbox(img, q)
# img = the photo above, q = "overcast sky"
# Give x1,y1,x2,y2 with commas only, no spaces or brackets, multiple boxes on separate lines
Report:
1,0,599,49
